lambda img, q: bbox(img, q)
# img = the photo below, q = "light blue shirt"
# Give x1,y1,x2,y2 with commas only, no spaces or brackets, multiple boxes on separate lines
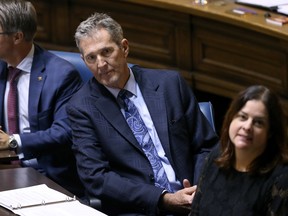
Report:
106,69,181,192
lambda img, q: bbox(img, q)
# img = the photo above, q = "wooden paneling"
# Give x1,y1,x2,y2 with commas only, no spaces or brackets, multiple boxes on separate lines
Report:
30,0,288,120
68,0,191,77
31,0,73,49
191,17,288,98
30,0,51,42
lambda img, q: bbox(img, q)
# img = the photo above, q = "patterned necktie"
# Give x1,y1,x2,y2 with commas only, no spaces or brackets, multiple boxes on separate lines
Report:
7,67,21,134
118,89,172,192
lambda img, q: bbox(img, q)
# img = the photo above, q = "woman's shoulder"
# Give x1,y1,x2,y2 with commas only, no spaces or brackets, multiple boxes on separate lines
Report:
264,164,288,196
200,146,221,174
263,164,288,215
271,164,288,184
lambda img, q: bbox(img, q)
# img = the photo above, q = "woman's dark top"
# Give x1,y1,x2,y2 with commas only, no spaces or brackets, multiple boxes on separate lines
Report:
190,148,288,216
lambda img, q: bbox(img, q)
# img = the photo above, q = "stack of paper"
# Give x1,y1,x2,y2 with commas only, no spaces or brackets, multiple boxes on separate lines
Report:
277,5,288,15
235,0,288,9
0,184,107,216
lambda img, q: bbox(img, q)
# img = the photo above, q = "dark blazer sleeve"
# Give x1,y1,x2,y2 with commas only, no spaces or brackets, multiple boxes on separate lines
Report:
19,47,83,158
174,75,219,183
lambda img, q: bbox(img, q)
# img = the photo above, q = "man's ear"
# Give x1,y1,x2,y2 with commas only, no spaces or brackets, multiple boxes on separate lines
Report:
121,38,129,57
14,32,24,45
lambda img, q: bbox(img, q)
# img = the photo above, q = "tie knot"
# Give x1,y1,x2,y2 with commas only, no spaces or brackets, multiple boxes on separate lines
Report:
8,67,21,82
118,89,132,100
118,89,134,110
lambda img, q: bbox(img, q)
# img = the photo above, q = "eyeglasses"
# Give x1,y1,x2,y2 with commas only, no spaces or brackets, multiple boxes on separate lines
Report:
0,32,15,35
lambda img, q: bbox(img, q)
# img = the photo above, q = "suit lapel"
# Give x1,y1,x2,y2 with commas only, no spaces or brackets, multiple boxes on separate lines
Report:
0,64,8,127
28,47,46,128
91,83,143,152
0,47,46,130
132,67,172,159
91,66,172,156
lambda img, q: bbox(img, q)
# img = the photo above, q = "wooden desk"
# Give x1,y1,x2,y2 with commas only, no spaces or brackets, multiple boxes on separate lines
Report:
0,167,74,215
0,150,18,163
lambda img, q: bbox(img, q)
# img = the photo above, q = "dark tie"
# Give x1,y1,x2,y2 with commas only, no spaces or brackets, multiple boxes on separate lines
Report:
118,89,172,192
7,67,21,134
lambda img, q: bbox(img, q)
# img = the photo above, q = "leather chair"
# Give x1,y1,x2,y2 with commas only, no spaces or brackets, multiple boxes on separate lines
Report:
198,102,216,132
49,50,216,209
49,50,93,82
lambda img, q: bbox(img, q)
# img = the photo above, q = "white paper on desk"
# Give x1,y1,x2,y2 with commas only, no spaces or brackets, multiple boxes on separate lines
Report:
277,5,288,15
236,0,288,8
0,184,107,216
14,200,107,216
0,184,69,210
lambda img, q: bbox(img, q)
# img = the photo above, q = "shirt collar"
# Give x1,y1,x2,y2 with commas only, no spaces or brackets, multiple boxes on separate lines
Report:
106,67,137,99
9,44,34,73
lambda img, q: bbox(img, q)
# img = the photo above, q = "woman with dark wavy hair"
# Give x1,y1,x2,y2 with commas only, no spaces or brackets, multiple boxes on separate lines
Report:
190,85,288,216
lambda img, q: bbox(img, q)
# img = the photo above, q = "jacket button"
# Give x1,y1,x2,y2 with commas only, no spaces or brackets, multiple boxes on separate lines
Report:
149,174,155,182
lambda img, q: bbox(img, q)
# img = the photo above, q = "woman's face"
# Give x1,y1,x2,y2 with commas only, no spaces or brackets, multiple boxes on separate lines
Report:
229,100,269,158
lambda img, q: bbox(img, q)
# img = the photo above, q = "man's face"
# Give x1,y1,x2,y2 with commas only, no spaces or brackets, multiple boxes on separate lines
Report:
79,28,130,89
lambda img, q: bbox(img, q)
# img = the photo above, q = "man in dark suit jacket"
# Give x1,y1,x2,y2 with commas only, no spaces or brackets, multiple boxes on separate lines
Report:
67,13,218,215
0,0,84,198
